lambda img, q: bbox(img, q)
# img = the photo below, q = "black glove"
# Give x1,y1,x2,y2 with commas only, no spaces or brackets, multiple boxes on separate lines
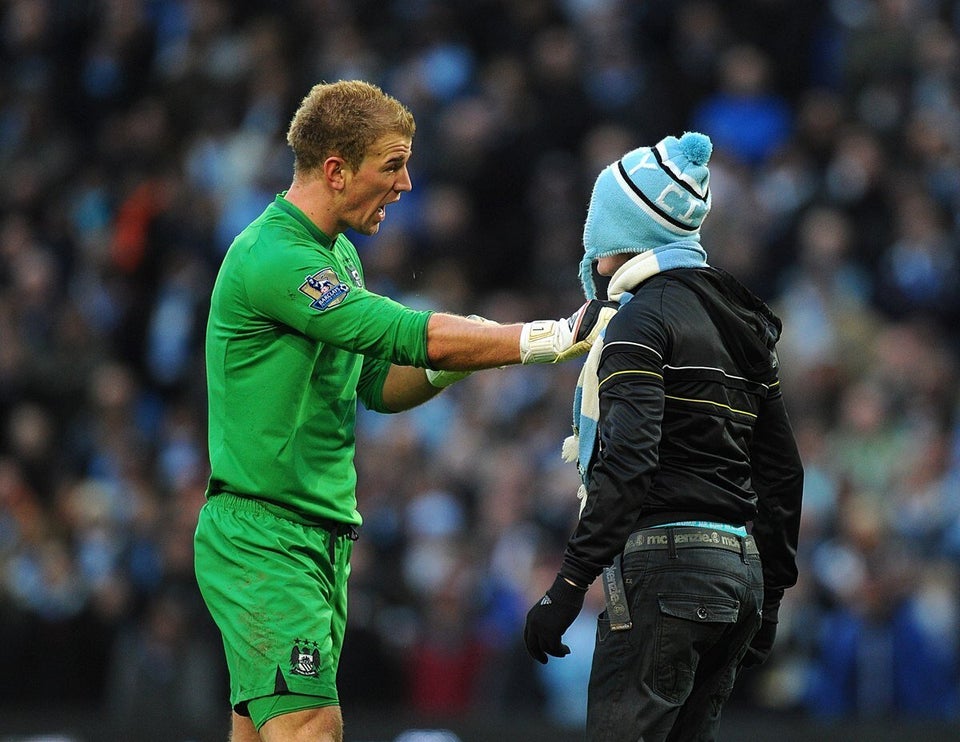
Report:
523,575,587,664
740,619,777,668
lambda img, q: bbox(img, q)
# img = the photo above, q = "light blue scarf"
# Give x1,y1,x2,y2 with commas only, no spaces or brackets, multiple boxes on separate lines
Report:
564,244,708,514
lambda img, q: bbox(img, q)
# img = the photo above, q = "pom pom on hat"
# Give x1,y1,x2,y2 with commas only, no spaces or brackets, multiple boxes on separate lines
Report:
580,131,714,298
680,131,712,166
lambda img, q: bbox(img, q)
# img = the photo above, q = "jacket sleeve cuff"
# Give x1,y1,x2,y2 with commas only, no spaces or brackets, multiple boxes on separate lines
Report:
559,560,599,591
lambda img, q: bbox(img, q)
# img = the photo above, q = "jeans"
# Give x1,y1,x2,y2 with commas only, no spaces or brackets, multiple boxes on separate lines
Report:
586,534,764,742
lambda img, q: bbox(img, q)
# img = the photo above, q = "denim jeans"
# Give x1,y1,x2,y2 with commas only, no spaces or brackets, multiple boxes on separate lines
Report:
586,535,764,742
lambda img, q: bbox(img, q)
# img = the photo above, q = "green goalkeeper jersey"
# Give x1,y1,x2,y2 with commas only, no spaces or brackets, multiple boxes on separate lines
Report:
205,194,433,524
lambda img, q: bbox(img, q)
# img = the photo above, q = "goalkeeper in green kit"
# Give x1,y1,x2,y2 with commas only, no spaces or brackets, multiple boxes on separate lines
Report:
194,79,615,742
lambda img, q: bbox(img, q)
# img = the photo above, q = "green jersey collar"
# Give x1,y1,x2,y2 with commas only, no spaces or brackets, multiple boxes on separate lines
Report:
273,192,335,248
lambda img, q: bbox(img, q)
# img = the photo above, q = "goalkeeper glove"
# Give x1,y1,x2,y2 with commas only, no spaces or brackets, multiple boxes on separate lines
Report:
519,299,618,364
425,368,472,388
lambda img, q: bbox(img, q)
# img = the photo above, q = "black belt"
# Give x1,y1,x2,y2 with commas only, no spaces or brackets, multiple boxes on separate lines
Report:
623,526,758,557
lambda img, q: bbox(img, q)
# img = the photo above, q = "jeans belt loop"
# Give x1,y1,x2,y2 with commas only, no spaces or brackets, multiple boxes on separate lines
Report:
667,527,678,559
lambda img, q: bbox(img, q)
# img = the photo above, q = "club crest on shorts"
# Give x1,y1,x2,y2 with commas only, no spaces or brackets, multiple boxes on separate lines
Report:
290,639,321,677
299,267,349,311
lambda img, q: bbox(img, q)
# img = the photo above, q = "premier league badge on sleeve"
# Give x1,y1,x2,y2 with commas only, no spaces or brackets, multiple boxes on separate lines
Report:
299,267,350,311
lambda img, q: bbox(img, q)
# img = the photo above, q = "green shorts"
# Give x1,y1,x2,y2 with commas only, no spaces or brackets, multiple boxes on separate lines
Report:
194,493,354,726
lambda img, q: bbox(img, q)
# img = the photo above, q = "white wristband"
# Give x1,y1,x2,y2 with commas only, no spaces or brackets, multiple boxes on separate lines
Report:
519,319,570,364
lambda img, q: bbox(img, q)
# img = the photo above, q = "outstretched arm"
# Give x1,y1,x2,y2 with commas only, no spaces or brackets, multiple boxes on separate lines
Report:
380,315,520,411
427,301,617,369
381,302,617,411
426,313,524,369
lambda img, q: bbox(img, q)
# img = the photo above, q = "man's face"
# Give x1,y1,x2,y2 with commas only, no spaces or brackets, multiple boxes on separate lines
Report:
338,133,413,236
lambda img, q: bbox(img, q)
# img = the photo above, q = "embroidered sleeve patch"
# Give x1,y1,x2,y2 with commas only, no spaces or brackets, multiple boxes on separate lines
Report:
299,267,350,311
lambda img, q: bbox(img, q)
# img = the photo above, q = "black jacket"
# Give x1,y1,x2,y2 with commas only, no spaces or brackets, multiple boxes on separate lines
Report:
560,267,803,620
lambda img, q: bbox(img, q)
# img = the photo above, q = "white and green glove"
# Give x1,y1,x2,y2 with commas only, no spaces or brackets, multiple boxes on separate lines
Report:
520,300,618,364
425,367,473,388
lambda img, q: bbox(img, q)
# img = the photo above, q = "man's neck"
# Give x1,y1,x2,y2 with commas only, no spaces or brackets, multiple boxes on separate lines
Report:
284,178,340,238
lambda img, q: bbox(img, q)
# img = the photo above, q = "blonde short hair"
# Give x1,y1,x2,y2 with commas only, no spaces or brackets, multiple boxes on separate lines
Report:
286,80,416,175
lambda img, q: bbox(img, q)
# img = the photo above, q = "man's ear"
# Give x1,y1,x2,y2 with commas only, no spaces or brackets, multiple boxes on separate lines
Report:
323,157,347,189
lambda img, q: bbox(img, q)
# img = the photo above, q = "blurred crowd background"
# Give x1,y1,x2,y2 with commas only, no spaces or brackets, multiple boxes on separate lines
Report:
1,0,960,739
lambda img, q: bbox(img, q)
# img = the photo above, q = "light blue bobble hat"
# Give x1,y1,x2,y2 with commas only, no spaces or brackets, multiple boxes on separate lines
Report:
580,131,714,299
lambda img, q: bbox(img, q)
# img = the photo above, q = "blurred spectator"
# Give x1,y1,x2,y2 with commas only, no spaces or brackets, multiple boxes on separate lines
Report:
874,187,960,329
804,495,960,718
692,43,793,166
103,586,224,741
